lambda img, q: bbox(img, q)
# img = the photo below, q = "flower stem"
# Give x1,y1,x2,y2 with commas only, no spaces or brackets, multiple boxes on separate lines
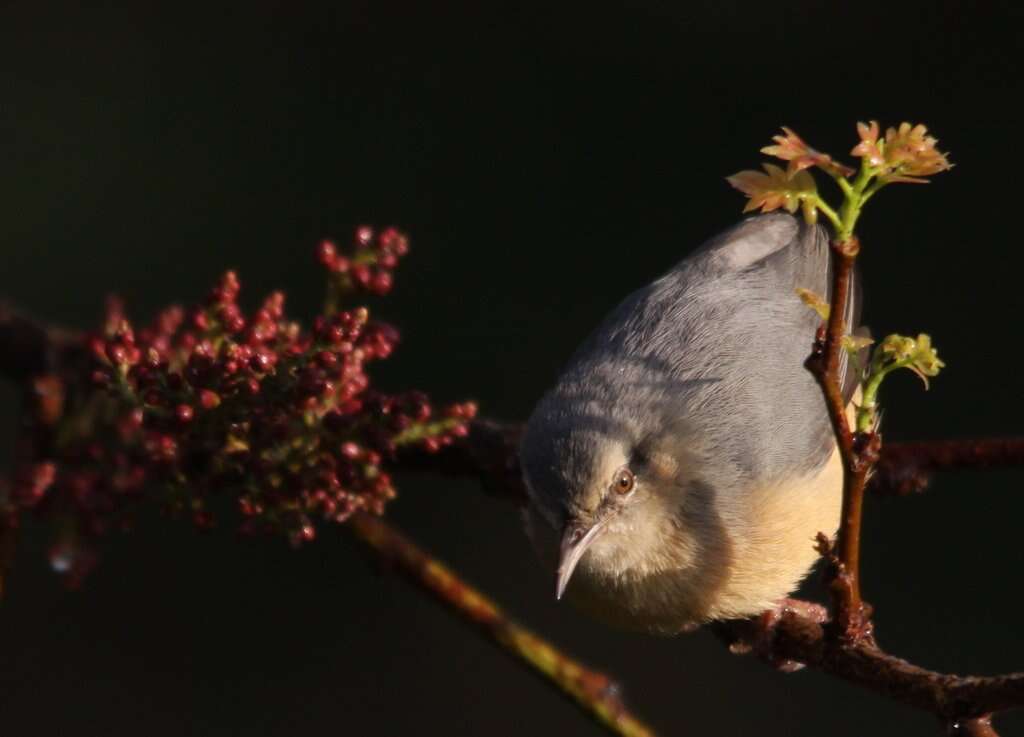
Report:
835,162,877,243
856,362,904,433
810,195,842,232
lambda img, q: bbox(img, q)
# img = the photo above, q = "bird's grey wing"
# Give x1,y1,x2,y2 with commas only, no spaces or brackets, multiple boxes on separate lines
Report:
700,213,863,403
695,213,864,477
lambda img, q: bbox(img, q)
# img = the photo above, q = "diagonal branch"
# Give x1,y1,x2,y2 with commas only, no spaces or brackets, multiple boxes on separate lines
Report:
348,512,658,737
715,606,1024,724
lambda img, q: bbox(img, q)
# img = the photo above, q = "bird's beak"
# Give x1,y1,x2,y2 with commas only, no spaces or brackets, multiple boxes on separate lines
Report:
555,517,608,600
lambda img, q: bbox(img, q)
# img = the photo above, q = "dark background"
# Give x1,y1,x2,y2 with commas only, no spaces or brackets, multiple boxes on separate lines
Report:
2,2,1022,735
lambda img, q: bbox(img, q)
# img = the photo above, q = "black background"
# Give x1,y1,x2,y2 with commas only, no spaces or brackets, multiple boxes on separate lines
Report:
2,3,1023,736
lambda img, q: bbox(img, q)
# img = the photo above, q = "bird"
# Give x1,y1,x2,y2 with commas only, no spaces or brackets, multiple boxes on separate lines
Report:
519,212,861,635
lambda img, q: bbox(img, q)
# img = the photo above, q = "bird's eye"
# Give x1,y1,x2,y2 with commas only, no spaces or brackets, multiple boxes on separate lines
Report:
612,467,635,495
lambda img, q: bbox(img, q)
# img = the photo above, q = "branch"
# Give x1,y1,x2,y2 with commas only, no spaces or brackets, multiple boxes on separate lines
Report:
348,513,658,737
714,607,1024,726
872,439,1024,495
803,236,874,643
397,418,527,504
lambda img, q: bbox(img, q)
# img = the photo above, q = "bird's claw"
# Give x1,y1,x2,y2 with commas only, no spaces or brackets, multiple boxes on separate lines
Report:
727,598,828,673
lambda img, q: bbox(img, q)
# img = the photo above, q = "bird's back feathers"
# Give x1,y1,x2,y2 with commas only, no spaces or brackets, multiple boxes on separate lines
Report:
532,213,859,489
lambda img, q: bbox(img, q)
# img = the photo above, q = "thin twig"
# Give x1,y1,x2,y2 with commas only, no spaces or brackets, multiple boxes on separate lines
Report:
803,237,876,641
815,239,858,457
348,512,659,737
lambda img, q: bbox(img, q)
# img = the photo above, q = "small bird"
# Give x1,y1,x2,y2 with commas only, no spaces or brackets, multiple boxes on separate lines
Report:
519,213,860,634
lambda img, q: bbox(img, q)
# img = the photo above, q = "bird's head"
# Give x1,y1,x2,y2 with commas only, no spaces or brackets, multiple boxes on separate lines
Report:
520,399,701,599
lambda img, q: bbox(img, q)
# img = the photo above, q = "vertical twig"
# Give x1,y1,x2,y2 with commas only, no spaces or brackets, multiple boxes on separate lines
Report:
348,512,659,737
806,236,875,643
823,242,861,605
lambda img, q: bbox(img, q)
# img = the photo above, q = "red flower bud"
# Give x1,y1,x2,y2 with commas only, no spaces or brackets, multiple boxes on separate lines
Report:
317,240,337,267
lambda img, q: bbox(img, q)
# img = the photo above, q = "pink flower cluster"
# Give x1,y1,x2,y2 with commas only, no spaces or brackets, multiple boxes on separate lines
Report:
6,227,475,585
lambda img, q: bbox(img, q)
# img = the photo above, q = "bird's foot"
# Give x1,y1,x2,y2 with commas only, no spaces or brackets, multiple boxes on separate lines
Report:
724,598,828,673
